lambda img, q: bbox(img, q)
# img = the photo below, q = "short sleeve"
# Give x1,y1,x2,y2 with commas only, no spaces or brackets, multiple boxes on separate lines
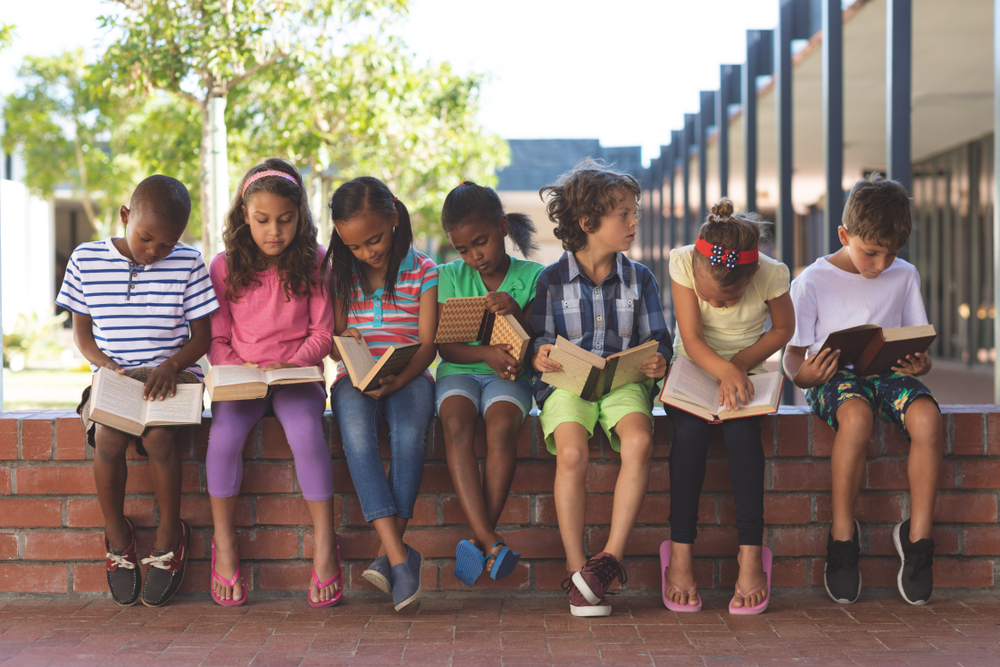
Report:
787,271,818,349
419,255,438,295
901,267,929,327
764,260,791,302
437,262,454,302
184,254,220,321
668,248,694,289
55,253,89,315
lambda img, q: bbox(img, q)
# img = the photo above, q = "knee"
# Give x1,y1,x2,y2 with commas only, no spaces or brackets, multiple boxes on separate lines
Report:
904,398,943,444
94,426,129,462
835,401,875,442
621,432,653,465
485,419,519,453
555,444,589,474
142,429,177,463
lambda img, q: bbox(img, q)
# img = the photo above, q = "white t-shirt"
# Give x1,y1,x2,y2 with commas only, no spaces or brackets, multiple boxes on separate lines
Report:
787,256,928,357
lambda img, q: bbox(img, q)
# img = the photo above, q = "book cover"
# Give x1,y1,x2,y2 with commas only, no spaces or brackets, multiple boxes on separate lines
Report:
659,355,783,423
541,337,657,401
205,365,324,401
821,324,936,376
333,336,421,393
435,296,531,364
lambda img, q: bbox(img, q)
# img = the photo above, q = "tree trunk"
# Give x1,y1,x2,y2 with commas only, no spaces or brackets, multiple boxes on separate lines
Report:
198,101,212,253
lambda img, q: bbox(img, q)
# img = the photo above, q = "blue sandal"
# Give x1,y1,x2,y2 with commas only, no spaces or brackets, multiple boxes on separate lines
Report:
454,540,486,587
489,542,520,580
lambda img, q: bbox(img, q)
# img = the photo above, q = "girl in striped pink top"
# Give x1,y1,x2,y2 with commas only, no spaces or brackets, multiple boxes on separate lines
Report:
325,176,438,612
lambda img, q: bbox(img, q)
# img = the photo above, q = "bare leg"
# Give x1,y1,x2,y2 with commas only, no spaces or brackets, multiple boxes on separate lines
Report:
602,412,652,560
830,400,874,542
664,542,697,606
209,494,242,601
903,398,943,541
93,425,131,551
732,545,767,608
374,516,410,566
553,422,590,572
140,427,182,553
306,498,339,602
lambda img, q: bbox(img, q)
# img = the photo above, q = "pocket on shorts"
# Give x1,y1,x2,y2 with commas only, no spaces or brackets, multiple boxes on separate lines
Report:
554,299,585,344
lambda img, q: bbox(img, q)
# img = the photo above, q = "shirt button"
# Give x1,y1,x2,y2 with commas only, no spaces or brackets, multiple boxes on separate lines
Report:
597,316,602,322
129,285,135,290
594,288,600,295
595,342,602,349
132,272,138,277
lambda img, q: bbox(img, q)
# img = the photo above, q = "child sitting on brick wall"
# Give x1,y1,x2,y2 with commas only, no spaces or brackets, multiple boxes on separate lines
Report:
783,173,943,606
531,159,670,618
56,175,218,607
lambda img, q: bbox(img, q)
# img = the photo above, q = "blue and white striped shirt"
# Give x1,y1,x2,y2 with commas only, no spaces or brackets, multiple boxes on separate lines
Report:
56,239,219,377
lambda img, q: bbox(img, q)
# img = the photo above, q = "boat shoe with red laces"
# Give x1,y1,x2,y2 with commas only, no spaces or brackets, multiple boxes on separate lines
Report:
105,516,141,606
140,519,191,607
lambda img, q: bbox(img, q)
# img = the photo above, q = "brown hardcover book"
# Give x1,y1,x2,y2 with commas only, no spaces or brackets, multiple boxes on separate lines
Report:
541,336,658,401
205,365,325,401
820,324,937,376
88,367,205,437
333,336,421,393
659,355,783,423
434,296,531,364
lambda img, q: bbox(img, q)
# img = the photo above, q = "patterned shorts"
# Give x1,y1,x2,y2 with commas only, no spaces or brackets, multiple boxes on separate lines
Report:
805,369,937,437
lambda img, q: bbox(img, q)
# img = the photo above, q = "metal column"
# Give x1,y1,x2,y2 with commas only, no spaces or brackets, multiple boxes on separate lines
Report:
698,90,716,223
718,64,742,200
669,131,680,254
775,0,796,267
994,0,1000,402
887,0,912,261
683,114,696,246
743,30,773,213
823,0,844,256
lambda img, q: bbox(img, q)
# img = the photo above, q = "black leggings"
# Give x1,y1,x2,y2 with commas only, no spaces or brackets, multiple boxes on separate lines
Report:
666,405,765,546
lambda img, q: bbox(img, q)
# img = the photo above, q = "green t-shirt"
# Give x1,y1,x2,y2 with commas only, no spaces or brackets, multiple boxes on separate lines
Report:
436,255,545,380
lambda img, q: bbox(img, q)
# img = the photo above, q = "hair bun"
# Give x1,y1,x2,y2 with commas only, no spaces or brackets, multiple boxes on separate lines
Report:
709,198,735,221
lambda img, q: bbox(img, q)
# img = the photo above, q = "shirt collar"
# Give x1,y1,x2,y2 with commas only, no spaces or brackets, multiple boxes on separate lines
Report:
564,251,630,287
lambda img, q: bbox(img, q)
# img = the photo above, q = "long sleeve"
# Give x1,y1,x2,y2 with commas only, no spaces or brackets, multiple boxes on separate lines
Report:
529,270,557,355
206,254,244,366
636,268,672,360
289,281,335,368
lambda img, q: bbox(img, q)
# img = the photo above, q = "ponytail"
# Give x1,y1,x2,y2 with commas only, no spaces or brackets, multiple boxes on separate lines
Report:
504,212,538,258
442,180,538,258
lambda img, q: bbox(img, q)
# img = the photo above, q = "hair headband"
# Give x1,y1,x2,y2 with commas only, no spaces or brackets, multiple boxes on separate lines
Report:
695,237,759,272
242,170,299,198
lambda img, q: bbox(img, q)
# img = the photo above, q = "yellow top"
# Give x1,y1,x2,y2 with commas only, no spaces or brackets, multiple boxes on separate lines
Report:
669,245,790,374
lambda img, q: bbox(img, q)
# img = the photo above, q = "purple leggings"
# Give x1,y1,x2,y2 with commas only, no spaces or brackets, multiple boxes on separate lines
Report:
207,382,334,501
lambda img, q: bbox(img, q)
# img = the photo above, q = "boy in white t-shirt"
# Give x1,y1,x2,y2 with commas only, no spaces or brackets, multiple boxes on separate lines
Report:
783,173,942,607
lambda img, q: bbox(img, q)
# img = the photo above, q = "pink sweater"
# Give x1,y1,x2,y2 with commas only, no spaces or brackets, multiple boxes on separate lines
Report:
207,250,335,369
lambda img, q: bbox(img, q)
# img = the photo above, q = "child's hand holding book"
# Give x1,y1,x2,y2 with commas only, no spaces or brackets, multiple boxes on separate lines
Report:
791,347,841,388
892,352,931,376
483,344,521,380
484,291,518,317
533,344,562,374
641,353,667,380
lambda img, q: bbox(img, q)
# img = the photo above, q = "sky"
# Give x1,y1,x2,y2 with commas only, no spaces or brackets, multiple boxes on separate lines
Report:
0,0,781,165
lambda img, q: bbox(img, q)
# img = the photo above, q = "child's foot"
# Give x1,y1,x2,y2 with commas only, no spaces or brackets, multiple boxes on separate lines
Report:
563,575,611,617
572,552,627,605
105,517,140,607
663,542,699,608
731,546,767,610
141,519,191,607
309,538,342,605
894,519,934,605
825,519,861,604
211,532,243,603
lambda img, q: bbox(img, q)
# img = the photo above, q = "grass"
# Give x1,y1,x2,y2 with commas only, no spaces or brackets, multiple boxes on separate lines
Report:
3,369,91,411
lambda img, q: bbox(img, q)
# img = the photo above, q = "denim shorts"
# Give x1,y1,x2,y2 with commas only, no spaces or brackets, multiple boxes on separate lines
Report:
435,373,533,420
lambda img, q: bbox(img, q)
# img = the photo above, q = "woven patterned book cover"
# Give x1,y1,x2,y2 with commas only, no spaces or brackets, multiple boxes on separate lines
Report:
435,297,488,343
490,315,529,363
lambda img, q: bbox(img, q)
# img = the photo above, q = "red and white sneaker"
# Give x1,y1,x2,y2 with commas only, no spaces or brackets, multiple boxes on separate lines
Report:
563,575,612,617
572,552,627,605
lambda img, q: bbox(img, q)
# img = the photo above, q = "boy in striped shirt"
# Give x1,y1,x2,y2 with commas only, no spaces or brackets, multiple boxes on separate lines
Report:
56,175,218,607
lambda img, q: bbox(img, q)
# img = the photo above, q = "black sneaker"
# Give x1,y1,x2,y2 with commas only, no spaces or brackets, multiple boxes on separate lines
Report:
824,519,861,604
894,519,934,605
141,519,191,607
105,517,141,606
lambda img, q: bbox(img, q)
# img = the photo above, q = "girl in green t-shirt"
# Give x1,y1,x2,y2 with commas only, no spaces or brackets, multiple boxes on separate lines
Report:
436,181,545,587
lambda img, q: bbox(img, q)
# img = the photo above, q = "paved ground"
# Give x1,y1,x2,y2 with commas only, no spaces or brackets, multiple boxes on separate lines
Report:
1,592,999,666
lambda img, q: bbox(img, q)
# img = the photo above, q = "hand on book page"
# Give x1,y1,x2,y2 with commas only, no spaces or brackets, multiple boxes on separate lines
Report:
533,344,562,374
718,362,754,411
142,361,181,401
891,352,931,377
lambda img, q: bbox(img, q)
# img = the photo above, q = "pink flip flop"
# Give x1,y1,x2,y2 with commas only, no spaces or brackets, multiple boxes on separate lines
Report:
308,539,343,608
659,541,702,612
210,540,246,607
729,546,772,615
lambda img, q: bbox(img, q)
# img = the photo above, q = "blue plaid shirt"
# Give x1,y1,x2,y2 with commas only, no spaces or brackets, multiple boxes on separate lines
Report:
529,251,672,406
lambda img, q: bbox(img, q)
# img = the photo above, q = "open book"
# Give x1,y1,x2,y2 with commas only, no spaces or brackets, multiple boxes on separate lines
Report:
205,365,325,401
820,324,937,376
88,367,205,437
434,296,531,364
659,355,784,423
333,336,421,393
541,336,658,401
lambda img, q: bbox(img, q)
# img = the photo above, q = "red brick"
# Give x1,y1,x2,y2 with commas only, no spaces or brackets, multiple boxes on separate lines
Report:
0,533,17,560
177,562,215,593
192,423,211,460
258,562,312,591
775,413,808,457
933,494,997,523
347,496,437,527
759,415,775,454
0,498,62,527
55,418,87,461
0,564,68,593
0,419,18,459
0,468,10,495
815,493,904,523
770,461,831,491
441,495,529,525
731,494,811,525
238,529,300,560
959,460,1000,489
240,464,295,494
439,561,530,591
335,529,383,560
331,463,355,492
987,413,1000,455
534,561,575,591
509,463,556,493
866,460,956,490
71,563,109,593
881,421,910,455
20,418,52,461
771,558,807,588
584,462,621,492
122,462,200,494
856,558,899,588
770,526,827,557
417,464,455,493
963,526,1000,555
180,496,253,527
952,412,984,456
934,558,994,588
261,418,289,459
24,532,104,560
868,525,958,556
811,416,877,458
257,497,313,525
66,499,157,528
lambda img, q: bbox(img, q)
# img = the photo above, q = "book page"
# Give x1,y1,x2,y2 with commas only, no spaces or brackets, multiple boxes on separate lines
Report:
435,297,488,343
662,356,718,410
607,340,658,393
209,365,266,386
263,366,324,383
144,384,204,424
91,368,146,424
882,324,936,342
742,373,781,408
334,336,375,383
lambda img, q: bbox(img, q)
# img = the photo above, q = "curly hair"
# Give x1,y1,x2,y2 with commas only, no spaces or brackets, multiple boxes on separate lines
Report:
538,158,642,253
221,158,319,303
693,198,771,289
441,181,538,257
842,172,911,251
324,176,414,309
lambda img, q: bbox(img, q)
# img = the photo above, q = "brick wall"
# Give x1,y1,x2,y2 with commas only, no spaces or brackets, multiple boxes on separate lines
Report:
0,406,997,598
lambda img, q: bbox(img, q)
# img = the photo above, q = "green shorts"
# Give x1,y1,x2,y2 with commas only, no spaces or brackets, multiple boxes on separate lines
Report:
539,380,655,455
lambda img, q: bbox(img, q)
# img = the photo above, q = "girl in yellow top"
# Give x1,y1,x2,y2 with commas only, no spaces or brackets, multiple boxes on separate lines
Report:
662,199,795,615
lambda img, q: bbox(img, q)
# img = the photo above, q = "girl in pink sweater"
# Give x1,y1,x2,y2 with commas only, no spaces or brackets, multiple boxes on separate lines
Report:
207,159,340,607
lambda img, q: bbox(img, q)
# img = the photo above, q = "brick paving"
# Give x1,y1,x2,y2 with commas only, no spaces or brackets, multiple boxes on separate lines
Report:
1,592,1000,666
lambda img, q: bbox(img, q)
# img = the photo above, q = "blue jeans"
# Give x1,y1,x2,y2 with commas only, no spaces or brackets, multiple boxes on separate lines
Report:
435,373,533,420
330,374,434,522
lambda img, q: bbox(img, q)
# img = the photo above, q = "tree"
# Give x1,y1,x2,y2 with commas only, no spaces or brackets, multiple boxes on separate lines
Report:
99,0,407,254
0,24,13,51
1,49,139,239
